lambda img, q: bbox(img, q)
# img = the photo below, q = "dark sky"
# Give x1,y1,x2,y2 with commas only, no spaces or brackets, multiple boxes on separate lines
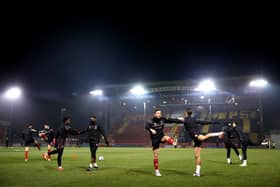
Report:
1,8,279,94
0,6,280,132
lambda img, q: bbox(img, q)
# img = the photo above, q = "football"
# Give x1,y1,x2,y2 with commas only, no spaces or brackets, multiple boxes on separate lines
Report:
98,156,104,161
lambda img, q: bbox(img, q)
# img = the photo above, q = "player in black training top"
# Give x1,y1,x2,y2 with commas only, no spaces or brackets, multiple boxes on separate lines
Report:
43,117,80,171
80,116,109,171
39,123,54,160
232,121,248,167
22,123,40,161
145,108,182,176
222,122,242,164
181,108,224,177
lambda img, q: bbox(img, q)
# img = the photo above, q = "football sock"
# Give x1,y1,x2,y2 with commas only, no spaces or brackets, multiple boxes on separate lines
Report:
166,137,174,145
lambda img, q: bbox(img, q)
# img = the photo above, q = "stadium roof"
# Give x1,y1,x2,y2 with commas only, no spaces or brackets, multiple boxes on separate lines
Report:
87,75,265,96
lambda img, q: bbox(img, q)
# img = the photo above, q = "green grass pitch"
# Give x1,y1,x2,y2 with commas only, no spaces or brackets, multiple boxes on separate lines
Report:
0,147,279,187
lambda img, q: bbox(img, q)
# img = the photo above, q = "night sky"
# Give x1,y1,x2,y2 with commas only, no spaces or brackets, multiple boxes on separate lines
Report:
0,6,280,132
1,8,279,94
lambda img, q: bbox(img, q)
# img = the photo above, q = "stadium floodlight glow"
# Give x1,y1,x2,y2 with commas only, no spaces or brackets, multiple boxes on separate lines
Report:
249,79,268,88
89,89,103,96
195,79,217,92
130,85,147,96
4,87,22,100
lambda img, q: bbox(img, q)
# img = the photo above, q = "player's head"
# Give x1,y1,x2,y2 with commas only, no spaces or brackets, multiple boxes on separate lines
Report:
44,123,50,129
227,122,232,126
26,123,32,128
185,108,192,117
153,109,162,119
90,116,97,123
63,117,71,125
232,121,238,128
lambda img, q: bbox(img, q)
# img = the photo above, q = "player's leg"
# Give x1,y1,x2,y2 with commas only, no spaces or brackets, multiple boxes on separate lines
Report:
240,142,248,167
57,147,64,171
153,148,161,176
88,143,98,171
192,137,202,176
43,148,57,161
47,144,52,159
34,139,40,150
92,145,98,168
44,143,59,161
193,146,201,176
225,143,232,164
161,135,178,147
24,146,29,162
197,131,224,141
48,148,58,155
231,143,242,161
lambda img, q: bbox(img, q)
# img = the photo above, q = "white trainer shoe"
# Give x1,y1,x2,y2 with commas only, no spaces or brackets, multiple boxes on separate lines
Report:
155,170,162,176
239,155,243,161
193,172,200,177
240,163,247,167
93,163,98,168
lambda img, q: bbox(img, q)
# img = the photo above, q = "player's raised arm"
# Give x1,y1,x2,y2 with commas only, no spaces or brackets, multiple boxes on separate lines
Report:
79,126,89,135
31,128,38,133
195,119,214,125
67,126,80,135
162,117,183,124
145,108,179,177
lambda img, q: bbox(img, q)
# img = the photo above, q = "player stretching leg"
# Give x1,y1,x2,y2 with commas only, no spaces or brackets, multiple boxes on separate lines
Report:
43,117,80,171
39,123,54,160
145,109,182,176
181,108,224,177
22,123,40,161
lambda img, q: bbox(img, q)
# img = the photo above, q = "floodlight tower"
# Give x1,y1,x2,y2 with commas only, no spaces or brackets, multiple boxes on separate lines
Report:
195,79,217,119
130,85,148,137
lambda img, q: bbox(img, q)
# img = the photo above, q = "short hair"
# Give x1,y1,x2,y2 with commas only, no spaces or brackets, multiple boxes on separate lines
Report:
26,123,32,127
153,108,161,114
63,117,70,123
186,108,192,115
90,115,97,119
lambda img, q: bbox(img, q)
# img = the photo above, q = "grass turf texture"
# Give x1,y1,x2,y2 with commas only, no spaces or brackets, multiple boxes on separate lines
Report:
0,147,279,187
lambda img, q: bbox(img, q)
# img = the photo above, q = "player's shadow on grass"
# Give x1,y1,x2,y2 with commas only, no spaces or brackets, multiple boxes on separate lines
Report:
77,166,115,172
78,166,90,171
207,160,260,166
125,169,151,176
241,162,259,166
163,169,190,176
44,165,56,170
203,171,227,177
206,160,230,165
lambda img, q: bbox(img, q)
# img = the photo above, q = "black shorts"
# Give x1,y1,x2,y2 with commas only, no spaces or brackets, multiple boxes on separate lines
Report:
46,139,53,145
191,135,202,147
89,142,99,148
151,135,164,150
55,138,65,149
24,139,35,146
224,141,239,148
89,142,99,158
